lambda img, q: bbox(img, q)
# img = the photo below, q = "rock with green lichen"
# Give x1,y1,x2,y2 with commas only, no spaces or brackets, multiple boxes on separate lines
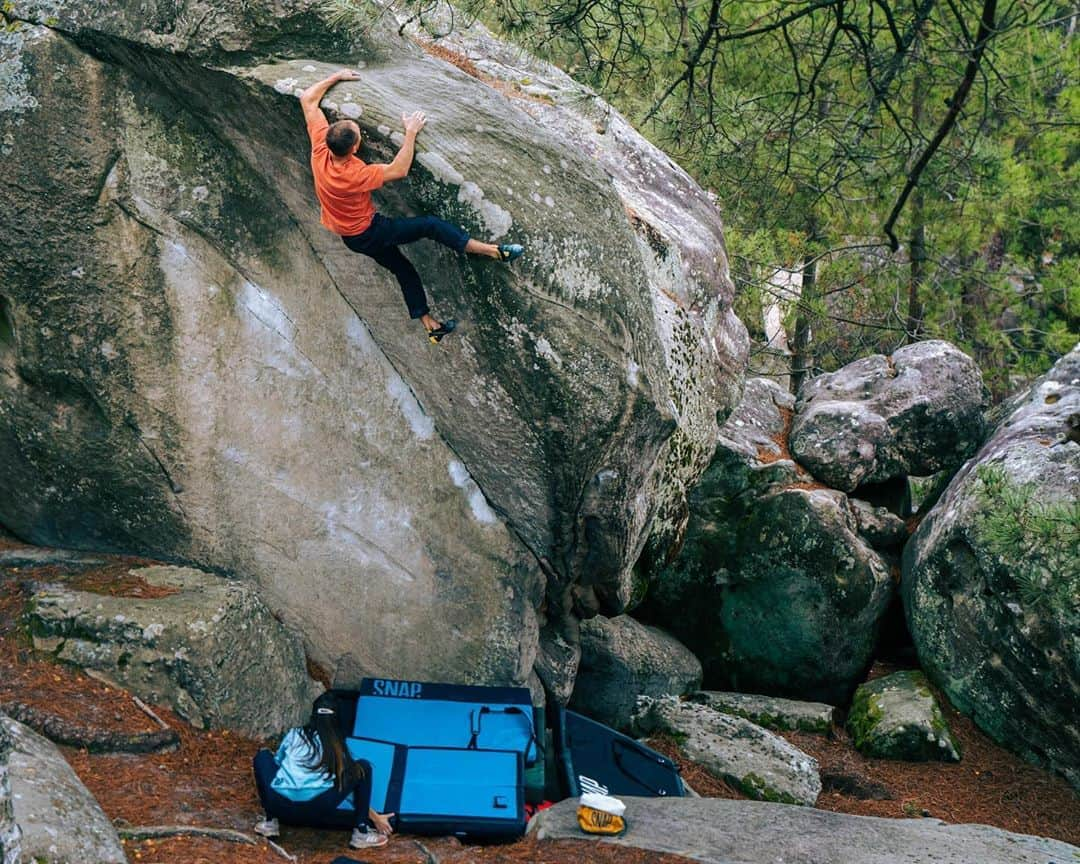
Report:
638,377,799,593
646,482,893,704
568,615,701,729
903,344,1080,789
689,690,836,734
0,0,746,698
631,695,821,805
27,565,322,737
846,670,960,762
3,714,125,864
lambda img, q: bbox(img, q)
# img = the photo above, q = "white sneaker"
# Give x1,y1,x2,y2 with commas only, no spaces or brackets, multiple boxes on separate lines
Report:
253,817,279,838
350,828,389,849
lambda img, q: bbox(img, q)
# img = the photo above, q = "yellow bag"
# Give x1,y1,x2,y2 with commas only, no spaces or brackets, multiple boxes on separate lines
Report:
576,793,627,836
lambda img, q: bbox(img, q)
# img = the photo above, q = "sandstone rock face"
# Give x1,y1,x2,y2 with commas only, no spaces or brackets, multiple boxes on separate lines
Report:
639,377,800,589
639,378,800,683
568,615,701,729
648,486,893,703
0,718,19,864
903,344,1080,788
28,565,322,736
847,671,960,762
641,377,896,701
410,15,750,594
689,691,836,734
632,696,821,805
790,341,987,492
0,0,745,693
529,797,1080,864
2,714,126,864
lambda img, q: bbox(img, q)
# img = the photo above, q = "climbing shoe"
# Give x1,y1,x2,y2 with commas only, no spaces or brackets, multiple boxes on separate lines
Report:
427,318,457,344
498,243,525,262
577,792,627,836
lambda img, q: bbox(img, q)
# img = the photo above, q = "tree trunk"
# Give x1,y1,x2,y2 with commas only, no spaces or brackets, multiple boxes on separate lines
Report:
790,253,817,396
907,63,927,343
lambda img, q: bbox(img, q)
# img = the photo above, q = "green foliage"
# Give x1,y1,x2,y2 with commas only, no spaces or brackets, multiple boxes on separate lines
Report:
846,685,885,750
973,464,1080,612
464,0,1079,396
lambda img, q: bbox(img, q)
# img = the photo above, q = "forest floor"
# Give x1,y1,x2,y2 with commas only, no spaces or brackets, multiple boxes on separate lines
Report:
1,538,1077,864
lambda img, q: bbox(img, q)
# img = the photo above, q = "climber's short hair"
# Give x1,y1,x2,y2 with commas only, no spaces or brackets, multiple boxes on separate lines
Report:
326,120,360,157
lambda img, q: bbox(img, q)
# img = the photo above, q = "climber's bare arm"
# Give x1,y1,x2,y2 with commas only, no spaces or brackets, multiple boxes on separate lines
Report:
299,69,360,126
379,111,427,183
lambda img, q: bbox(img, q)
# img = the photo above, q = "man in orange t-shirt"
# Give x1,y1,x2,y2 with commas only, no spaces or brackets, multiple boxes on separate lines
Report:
300,69,524,344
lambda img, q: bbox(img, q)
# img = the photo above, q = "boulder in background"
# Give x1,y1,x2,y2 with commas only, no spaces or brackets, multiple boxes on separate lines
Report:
903,344,1080,788
790,341,987,492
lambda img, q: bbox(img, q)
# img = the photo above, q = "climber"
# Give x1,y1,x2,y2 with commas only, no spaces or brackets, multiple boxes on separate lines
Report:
300,68,524,344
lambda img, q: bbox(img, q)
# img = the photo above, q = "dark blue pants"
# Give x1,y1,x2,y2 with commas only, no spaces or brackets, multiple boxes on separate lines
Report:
253,749,373,830
343,213,470,319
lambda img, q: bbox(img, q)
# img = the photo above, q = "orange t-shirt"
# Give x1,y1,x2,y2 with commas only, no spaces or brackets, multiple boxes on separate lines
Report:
307,113,385,236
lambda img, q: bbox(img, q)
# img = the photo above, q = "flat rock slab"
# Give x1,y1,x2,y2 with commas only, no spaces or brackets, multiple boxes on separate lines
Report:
3,713,126,864
632,696,821,805
528,797,1080,864
689,691,836,734
29,565,321,737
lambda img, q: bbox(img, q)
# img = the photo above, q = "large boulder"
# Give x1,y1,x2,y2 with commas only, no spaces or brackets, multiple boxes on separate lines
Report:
902,344,1080,788
0,719,18,864
568,615,701,729
0,0,745,694
529,797,1080,864
2,713,126,864
27,565,322,737
631,696,821,805
641,377,896,701
648,485,892,703
790,341,987,492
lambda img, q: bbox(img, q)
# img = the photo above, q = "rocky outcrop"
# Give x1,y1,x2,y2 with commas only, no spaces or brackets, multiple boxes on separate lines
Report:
28,565,322,736
649,485,892,703
847,671,960,762
529,797,1080,864
0,0,745,694
2,713,127,864
567,615,700,729
640,377,800,585
689,691,836,734
640,376,895,702
632,696,821,805
0,718,18,864
790,341,987,492
903,344,1080,788
849,498,908,551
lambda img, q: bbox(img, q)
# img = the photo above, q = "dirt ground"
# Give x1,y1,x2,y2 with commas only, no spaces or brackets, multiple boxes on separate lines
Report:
1,541,1077,863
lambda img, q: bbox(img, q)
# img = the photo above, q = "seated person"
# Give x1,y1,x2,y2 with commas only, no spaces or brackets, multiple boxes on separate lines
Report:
252,692,395,851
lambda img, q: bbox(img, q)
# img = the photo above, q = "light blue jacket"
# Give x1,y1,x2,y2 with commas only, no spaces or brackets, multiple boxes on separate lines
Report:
270,729,339,802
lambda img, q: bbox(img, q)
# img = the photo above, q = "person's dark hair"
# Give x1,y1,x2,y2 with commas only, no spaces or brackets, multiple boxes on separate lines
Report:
298,692,365,790
326,121,359,157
